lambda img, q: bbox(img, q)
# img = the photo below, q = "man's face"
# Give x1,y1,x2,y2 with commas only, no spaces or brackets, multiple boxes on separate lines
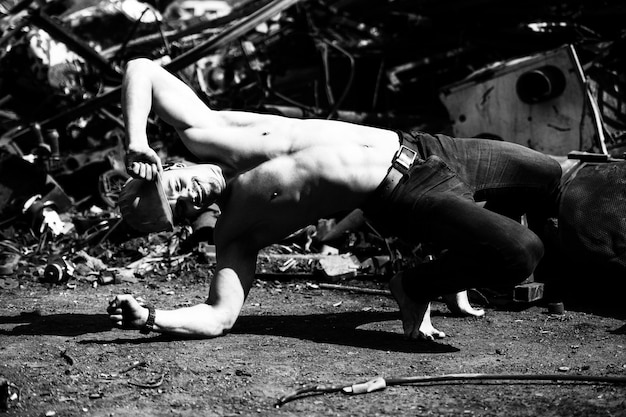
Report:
160,164,224,222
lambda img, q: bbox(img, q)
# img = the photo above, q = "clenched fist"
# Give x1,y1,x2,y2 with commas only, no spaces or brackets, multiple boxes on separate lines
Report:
107,294,149,330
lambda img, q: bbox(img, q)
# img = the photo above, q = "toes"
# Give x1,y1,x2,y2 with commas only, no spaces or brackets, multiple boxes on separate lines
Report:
417,328,446,340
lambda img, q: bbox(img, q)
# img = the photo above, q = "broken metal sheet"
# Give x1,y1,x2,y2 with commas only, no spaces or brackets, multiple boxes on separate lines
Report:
439,45,600,156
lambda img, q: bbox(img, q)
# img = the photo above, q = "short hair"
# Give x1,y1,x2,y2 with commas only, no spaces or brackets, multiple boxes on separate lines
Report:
118,174,174,233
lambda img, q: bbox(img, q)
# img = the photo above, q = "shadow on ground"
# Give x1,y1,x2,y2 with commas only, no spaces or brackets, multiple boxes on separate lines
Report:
0,312,112,336
231,310,459,353
0,310,462,353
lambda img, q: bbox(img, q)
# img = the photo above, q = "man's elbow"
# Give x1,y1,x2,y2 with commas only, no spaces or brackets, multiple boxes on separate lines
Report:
202,317,237,338
193,304,239,338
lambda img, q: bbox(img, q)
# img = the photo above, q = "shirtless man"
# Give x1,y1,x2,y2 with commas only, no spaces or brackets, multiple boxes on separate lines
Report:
108,58,561,340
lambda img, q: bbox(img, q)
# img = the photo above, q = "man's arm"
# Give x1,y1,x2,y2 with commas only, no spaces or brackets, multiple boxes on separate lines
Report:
122,58,220,180
122,58,293,179
108,240,258,338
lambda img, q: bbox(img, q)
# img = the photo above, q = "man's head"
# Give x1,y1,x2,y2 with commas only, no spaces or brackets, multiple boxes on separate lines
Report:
118,163,226,233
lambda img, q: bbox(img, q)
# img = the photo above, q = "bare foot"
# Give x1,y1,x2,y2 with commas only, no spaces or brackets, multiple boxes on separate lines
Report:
389,272,446,340
443,291,485,317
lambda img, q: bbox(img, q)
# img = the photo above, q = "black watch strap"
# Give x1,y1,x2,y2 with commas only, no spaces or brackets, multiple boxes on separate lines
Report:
140,304,156,335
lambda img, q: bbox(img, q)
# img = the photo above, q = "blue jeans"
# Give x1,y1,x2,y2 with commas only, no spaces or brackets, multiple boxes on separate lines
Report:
364,131,562,301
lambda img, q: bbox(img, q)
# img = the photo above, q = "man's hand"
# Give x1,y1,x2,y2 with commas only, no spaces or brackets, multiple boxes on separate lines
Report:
107,294,149,330
126,143,163,181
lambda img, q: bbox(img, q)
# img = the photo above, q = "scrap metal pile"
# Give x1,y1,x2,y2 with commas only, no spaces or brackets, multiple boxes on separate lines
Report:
0,0,625,290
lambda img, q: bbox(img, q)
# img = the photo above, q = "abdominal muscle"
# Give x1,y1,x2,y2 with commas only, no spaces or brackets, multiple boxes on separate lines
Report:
270,145,394,207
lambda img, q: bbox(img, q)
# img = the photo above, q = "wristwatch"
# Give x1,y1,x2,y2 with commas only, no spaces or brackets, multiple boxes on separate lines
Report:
140,304,156,335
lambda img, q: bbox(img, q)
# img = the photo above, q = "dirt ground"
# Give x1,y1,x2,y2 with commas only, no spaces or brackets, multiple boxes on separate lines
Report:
1,253,625,417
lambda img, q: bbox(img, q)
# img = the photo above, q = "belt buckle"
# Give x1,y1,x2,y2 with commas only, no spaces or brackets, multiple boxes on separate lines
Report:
394,145,417,174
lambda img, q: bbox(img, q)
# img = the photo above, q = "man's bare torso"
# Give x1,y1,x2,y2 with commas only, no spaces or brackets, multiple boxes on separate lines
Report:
185,112,403,250
214,142,399,250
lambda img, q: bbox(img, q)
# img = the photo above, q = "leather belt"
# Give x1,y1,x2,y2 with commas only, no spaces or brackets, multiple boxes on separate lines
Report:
378,144,419,201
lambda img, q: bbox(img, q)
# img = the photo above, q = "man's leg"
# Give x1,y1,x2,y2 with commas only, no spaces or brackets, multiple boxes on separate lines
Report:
393,190,539,338
374,135,559,337
371,153,544,336
398,188,544,300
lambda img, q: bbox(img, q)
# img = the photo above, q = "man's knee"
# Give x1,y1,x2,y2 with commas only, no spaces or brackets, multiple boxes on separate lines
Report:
505,230,544,284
